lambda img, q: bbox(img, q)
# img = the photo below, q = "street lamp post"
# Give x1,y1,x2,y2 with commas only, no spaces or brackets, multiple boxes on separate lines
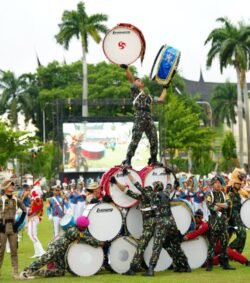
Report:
42,103,49,143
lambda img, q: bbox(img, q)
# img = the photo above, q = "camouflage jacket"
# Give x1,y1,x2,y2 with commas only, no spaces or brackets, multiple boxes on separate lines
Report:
48,226,100,253
228,187,242,216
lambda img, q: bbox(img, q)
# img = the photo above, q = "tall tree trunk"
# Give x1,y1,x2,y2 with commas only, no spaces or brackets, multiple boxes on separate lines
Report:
242,71,250,173
81,44,88,117
236,68,244,168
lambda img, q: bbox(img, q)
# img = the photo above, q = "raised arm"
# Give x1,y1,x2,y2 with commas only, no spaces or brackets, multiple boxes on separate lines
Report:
120,64,134,83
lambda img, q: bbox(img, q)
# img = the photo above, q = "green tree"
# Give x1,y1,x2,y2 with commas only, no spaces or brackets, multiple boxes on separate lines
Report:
55,1,108,117
160,93,214,170
219,131,239,172
0,122,34,167
205,17,250,170
210,82,237,130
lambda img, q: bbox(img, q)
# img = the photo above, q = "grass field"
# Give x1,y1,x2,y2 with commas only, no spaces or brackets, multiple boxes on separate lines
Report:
1,215,250,283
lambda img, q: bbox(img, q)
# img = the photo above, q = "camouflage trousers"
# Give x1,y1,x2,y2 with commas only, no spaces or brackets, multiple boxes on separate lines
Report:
229,215,246,253
149,216,189,268
126,116,158,159
24,247,66,277
207,228,229,261
130,217,155,269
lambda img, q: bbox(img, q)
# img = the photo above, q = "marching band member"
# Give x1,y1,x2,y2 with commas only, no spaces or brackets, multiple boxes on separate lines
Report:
68,180,78,219
27,188,45,258
46,185,70,237
20,216,103,279
0,179,27,279
75,177,86,218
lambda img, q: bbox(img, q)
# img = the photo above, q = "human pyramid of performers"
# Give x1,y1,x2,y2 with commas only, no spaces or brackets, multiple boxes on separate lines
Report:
1,23,250,280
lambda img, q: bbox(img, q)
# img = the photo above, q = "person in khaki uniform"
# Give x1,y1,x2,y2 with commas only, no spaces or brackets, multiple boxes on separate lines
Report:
0,179,27,279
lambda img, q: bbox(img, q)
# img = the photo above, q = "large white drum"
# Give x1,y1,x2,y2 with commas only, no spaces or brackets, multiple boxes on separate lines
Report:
240,198,250,228
141,166,176,199
181,236,208,269
170,200,194,234
144,237,173,271
108,236,137,274
83,203,122,241
66,243,104,276
103,23,146,65
109,168,142,208
125,205,143,239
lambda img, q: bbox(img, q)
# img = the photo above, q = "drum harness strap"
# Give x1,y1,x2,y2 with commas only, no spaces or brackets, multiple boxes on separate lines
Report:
133,91,153,106
52,196,64,216
209,191,227,218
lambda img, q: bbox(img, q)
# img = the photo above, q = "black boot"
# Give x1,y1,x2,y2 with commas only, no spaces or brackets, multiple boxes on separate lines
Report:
142,264,155,276
123,267,136,276
149,155,162,166
206,259,213,272
245,260,250,267
122,156,132,167
222,259,236,270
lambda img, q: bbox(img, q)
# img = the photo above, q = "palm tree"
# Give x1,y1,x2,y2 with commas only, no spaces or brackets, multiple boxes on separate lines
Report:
205,17,250,170
0,70,28,129
55,1,108,117
210,82,237,131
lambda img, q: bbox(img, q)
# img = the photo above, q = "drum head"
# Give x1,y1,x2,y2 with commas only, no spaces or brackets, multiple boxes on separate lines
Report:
126,205,143,239
109,169,142,208
240,199,250,228
60,214,75,230
144,237,172,271
103,25,144,65
181,236,208,269
84,203,122,241
108,236,137,274
143,167,176,199
170,200,193,234
66,243,104,276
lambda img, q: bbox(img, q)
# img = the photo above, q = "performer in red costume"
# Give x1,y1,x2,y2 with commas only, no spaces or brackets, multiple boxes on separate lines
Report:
183,209,250,267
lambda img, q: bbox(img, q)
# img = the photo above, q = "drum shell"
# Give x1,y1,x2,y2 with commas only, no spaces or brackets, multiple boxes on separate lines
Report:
60,214,75,231
81,143,105,160
65,243,104,276
15,213,26,232
83,202,123,241
108,236,137,274
240,198,250,228
125,205,143,239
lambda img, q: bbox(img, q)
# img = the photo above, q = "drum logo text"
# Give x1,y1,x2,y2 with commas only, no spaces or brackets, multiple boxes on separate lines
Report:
118,41,126,49
152,172,166,176
113,30,130,34
97,208,113,213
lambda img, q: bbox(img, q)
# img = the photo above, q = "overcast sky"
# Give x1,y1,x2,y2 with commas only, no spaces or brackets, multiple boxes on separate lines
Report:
0,0,250,83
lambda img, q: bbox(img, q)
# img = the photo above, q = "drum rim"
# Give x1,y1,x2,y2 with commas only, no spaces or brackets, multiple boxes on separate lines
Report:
102,23,145,65
65,242,104,276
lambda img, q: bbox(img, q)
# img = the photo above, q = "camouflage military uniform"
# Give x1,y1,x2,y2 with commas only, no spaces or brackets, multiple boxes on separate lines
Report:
0,195,26,277
206,191,230,264
126,84,158,163
124,181,156,270
228,187,246,253
148,190,190,270
23,226,100,277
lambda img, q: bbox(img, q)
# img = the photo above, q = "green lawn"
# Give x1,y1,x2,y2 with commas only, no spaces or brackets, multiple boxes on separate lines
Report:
1,216,250,282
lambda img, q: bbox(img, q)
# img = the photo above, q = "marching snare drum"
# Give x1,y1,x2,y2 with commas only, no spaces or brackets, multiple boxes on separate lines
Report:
125,204,143,239
83,202,122,241
240,198,250,228
15,213,26,232
108,236,137,274
102,23,146,65
81,143,105,160
181,236,208,269
60,214,75,231
144,237,173,272
150,44,181,85
140,166,176,199
170,200,194,234
66,243,104,276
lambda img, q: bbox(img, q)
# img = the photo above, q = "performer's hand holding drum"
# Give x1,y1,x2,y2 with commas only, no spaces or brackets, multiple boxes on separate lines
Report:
102,23,146,65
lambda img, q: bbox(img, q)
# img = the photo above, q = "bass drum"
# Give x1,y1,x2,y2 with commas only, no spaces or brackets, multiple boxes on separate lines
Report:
103,23,146,65
83,202,122,241
66,243,104,276
125,204,143,239
140,166,176,199
108,236,137,274
144,237,172,271
100,166,142,208
170,200,194,235
240,198,250,228
181,236,208,269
